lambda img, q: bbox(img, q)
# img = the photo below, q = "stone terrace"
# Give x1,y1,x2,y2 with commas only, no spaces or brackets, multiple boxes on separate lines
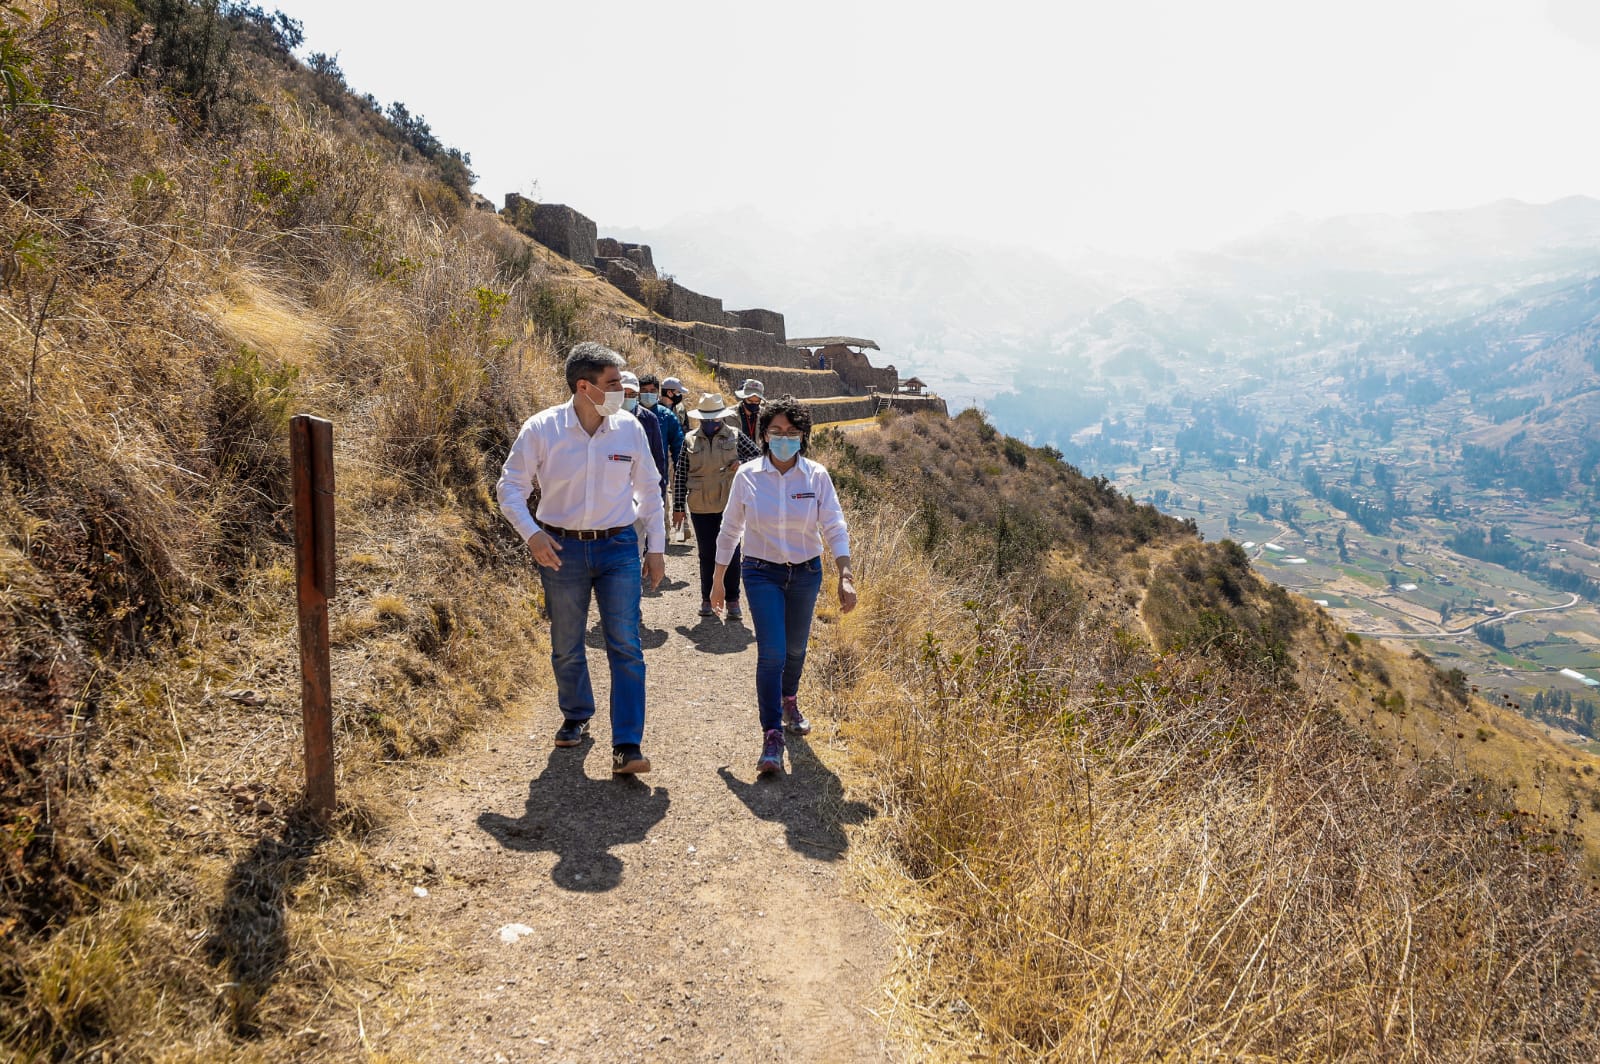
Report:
504,193,937,426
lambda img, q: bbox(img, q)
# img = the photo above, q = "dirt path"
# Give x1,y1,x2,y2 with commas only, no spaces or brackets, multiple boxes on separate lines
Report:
346,540,897,1062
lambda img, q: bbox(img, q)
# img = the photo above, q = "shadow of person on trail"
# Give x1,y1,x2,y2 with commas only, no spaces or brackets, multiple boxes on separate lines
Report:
717,736,875,861
205,807,326,1037
586,621,668,651
477,746,670,892
673,614,755,654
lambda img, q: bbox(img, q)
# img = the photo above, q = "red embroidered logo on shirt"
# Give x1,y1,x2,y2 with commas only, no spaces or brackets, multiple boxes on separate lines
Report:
791,492,816,500
607,454,633,463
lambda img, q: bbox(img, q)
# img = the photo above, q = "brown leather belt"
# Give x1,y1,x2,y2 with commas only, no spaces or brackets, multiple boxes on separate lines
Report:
538,520,628,541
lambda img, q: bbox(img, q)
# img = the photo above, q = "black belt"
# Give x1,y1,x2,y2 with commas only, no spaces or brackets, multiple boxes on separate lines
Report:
745,556,821,569
538,520,628,541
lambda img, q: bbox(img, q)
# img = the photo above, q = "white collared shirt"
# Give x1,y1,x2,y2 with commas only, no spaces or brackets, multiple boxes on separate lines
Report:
715,455,849,565
496,397,666,552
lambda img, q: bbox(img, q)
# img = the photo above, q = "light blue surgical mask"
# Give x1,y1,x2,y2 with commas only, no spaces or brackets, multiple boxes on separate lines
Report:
639,393,659,408
768,436,802,462
623,396,639,412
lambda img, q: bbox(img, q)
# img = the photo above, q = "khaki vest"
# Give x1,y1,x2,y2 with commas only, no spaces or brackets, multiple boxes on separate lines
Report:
683,426,742,513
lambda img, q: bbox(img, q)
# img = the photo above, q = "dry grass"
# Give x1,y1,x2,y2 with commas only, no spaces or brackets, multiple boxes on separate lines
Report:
809,457,1600,1060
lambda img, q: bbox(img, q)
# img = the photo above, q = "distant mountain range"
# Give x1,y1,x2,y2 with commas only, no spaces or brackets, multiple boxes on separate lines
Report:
616,197,1600,425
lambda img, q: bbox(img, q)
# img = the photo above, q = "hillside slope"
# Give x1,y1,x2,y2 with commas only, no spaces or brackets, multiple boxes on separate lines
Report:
3,2,1599,1060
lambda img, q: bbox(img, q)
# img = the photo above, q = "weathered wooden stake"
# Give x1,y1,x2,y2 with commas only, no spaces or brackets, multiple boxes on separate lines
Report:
291,414,336,818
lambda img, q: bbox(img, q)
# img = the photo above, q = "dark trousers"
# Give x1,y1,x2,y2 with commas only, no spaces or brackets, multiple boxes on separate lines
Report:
689,510,741,603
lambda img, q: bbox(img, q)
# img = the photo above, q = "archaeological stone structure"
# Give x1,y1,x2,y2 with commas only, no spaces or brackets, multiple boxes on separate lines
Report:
500,192,946,424
503,196,598,268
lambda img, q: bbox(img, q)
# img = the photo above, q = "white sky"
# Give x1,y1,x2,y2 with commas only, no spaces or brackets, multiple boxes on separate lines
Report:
270,0,1600,256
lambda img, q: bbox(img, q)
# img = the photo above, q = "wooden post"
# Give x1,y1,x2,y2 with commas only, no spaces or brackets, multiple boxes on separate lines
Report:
291,414,336,818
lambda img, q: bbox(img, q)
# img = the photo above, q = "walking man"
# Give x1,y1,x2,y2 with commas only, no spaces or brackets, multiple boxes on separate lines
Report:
733,378,765,439
638,372,682,503
672,393,762,619
659,376,689,431
496,342,666,775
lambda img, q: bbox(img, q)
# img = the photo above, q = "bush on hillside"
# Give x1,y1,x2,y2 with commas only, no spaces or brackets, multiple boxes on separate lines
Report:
1143,540,1301,676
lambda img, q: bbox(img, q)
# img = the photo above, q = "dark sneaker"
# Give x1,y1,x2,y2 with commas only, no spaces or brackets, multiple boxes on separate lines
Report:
612,744,651,775
699,600,716,617
554,719,590,747
756,729,785,775
781,696,811,736
726,601,743,621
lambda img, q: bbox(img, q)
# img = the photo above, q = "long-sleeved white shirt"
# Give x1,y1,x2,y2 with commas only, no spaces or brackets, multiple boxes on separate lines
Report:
496,397,666,552
715,455,849,565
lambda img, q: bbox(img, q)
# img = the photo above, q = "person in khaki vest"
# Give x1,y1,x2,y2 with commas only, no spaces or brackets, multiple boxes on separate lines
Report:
672,393,762,619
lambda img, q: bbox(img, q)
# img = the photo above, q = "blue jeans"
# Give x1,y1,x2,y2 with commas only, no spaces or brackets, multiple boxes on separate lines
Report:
741,556,823,731
538,527,646,746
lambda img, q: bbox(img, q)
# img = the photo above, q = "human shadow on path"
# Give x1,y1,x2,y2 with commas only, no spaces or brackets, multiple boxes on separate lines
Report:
205,807,324,1036
718,735,875,861
478,746,670,892
586,621,668,651
673,614,755,654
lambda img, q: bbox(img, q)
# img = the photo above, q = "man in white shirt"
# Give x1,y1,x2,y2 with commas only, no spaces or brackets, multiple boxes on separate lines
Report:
495,342,666,775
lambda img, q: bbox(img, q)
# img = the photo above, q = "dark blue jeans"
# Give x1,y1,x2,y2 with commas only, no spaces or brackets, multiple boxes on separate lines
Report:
741,556,823,731
538,527,646,746
690,510,740,603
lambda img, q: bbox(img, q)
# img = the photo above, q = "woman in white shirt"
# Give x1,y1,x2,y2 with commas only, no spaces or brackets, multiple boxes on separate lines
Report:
710,396,857,775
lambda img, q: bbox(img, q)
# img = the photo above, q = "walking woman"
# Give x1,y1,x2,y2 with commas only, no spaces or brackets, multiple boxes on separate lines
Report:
709,395,856,774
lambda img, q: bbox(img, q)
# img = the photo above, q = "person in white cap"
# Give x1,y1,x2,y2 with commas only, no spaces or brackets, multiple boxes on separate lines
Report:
620,370,667,501
494,342,665,775
671,393,762,619
733,377,764,440
621,369,668,563
658,376,689,431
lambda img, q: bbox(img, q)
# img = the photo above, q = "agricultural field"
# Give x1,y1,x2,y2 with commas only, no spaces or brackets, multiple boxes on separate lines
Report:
1095,377,1600,746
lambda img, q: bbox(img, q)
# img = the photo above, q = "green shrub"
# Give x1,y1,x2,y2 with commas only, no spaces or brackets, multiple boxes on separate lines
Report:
527,280,585,351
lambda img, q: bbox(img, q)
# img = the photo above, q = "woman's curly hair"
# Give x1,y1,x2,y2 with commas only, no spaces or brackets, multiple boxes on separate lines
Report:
756,394,812,455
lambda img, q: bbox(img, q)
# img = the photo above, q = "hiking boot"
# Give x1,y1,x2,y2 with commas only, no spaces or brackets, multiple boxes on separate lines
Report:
699,599,716,617
612,744,652,775
726,601,743,621
756,729,785,775
554,719,590,747
781,696,811,736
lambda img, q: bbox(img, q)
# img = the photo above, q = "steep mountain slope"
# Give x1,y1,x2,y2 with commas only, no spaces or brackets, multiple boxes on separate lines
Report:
3,3,1599,1061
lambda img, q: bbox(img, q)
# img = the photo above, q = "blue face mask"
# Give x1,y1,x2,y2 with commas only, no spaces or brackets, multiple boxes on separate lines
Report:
623,396,639,412
702,419,721,435
768,436,802,462
639,393,659,408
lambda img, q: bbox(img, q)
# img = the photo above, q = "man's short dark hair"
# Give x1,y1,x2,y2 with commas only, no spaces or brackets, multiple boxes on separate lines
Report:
564,342,626,393
637,372,660,388
757,394,812,456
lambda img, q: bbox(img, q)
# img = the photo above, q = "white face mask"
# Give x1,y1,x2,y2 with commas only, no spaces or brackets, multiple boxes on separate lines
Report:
587,384,625,417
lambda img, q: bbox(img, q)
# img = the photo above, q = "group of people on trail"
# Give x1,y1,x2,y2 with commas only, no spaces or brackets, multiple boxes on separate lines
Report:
496,343,856,777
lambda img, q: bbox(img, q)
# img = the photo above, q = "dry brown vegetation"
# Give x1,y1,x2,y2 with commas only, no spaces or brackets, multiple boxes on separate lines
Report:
811,414,1600,1059
0,2,698,1056
4,2,1600,1060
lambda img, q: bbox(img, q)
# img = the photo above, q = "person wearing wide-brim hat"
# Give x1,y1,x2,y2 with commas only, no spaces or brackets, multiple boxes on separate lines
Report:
732,378,764,440
672,393,762,620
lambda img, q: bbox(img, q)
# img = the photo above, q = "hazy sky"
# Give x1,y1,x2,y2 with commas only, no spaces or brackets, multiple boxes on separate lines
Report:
270,0,1600,256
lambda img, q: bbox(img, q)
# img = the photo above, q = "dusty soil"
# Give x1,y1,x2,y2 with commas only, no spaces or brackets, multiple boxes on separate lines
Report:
346,540,897,1062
